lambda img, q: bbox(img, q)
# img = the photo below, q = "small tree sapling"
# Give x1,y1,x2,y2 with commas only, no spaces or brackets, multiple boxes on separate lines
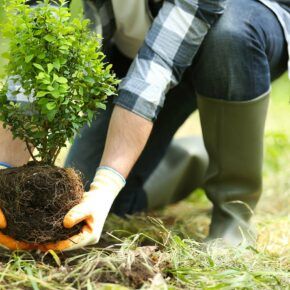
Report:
0,0,118,164
0,0,118,243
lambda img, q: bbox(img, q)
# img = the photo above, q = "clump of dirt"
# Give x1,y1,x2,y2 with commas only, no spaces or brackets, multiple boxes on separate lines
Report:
0,163,84,244
120,258,156,288
118,246,167,288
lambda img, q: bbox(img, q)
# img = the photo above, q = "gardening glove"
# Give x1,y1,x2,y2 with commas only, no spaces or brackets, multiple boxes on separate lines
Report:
41,167,126,251
0,208,37,251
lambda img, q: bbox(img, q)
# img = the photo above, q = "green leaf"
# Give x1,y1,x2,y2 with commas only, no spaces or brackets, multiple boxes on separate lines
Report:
42,79,51,85
59,45,69,51
32,131,46,138
87,109,93,122
47,63,54,73
106,64,113,70
36,72,45,80
33,63,45,71
46,102,56,111
36,91,49,97
38,98,49,105
44,34,55,42
47,110,57,121
96,103,106,110
59,84,68,93
53,73,59,82
25,54,34,63
53,59,61,70
57,77,68,84
51,90,60,98
38,53,46,60
79,86,84,96
84,76,95,84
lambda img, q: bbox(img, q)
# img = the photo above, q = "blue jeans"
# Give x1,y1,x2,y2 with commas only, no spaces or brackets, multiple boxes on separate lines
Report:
66,0,288,215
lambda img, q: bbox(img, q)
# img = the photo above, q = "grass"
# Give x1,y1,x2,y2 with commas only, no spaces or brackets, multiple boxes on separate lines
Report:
0,77,288,290
0,3,290,289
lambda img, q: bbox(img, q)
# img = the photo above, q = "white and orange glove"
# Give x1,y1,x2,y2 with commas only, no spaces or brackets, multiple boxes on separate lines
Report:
41,166,126,252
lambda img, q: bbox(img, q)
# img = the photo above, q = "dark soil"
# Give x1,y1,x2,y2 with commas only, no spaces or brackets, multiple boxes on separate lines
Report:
94,246,165,288
0,163,84,244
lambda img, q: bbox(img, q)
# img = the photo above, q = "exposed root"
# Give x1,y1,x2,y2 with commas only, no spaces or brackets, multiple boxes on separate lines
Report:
0,163,84,243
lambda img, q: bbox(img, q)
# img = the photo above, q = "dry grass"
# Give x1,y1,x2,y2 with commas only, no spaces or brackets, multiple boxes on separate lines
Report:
1,5,290,288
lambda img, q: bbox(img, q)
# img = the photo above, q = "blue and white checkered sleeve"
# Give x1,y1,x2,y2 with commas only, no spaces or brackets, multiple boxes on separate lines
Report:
114,0,227,121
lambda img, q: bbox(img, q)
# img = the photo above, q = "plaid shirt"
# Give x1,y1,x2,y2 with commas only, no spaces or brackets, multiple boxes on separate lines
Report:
9,0,290,121
84,0,227,121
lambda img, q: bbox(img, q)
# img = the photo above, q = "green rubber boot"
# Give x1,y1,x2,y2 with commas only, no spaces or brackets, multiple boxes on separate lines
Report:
144,136,209,210
197,92,270,246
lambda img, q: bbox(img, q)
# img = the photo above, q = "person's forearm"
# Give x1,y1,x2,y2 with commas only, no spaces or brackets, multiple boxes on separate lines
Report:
100,106,153,178
0,122,31,167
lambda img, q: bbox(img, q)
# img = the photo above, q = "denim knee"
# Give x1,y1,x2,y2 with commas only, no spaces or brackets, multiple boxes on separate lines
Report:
193,0,285,101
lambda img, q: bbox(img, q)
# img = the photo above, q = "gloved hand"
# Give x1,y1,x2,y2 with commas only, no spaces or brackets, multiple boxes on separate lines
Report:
0,208,37,251
40,167,126,252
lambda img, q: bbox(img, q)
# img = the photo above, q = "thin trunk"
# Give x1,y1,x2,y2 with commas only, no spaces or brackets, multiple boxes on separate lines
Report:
52,146,62,165
25,141,37,162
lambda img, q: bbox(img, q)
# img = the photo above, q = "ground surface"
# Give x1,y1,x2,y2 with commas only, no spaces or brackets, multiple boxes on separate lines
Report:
1,4,290,289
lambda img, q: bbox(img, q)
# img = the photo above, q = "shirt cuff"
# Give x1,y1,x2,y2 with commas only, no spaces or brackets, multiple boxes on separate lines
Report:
0,162,12,168
114,89,161,122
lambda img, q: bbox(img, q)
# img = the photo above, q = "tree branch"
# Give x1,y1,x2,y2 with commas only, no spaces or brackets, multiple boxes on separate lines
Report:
25,140,37,162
